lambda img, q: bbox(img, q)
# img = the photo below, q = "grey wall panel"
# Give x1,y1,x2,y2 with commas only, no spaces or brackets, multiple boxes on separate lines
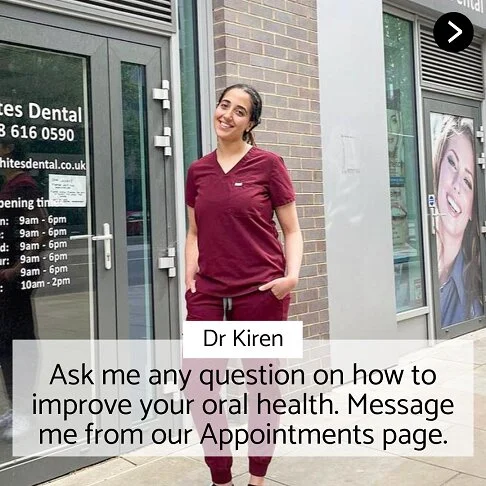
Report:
393,0,486,30
317,0,398,340
398,316,428,340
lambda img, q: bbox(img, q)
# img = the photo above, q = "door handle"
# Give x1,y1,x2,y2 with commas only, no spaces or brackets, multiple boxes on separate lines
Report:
429,208,447,235
70,223,113,270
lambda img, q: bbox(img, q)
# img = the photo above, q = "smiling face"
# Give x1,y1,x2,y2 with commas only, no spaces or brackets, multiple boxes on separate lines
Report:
437,132,475,244
214,88,254,143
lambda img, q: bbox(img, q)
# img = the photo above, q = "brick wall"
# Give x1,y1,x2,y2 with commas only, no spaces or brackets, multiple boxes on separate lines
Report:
212,0,328,338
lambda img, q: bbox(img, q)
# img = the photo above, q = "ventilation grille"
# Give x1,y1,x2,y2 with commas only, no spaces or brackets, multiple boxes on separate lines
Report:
420,25,484,97
71,0,173,25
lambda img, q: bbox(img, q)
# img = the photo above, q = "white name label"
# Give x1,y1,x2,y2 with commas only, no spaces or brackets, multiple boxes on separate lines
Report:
183,321,303,358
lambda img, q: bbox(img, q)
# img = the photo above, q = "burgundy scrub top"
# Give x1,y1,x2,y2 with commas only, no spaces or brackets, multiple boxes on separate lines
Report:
185,146,295,297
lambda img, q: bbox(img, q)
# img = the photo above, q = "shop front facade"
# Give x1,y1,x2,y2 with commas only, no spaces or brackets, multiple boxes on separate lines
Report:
319,0,486,342
0,0,484,484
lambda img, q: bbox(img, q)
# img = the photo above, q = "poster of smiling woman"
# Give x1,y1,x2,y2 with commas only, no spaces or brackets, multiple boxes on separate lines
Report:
431,113,484,328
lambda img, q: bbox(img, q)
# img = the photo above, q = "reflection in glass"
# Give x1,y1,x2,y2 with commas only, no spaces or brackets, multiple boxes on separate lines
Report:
121,63,153,339
383,14,426,313
0,141,45,450
0,43,91,466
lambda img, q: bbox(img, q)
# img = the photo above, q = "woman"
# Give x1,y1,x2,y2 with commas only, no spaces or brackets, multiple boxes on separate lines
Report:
433,115,482,327
184,84,302,486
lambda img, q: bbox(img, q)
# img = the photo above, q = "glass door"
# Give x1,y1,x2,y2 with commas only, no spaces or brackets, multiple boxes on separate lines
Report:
424,95,486,338
108,39,178,342
0,13,179,485
107,39,179,452
0,17,115,486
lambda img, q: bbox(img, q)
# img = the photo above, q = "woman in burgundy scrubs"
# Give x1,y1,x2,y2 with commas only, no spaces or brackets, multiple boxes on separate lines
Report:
184,84,302,486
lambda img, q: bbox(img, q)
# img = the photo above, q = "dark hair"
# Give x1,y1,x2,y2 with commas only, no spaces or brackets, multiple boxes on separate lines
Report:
217,83,262,145
0,137,27,160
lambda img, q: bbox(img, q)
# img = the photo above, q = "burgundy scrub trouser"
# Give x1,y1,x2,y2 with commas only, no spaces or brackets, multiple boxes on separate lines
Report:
184,289,291,485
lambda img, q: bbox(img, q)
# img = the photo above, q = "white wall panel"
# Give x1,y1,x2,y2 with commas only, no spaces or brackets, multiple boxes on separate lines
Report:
317,0,398,340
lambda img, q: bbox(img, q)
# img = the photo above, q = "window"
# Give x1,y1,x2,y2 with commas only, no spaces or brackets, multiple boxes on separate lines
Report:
383,13,425,312
178,0,202,171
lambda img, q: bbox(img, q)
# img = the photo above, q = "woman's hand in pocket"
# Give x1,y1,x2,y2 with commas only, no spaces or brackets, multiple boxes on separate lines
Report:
258,276,297,300
185,278,196,293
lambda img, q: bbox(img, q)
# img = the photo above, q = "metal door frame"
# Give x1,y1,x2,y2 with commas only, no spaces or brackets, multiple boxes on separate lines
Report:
423,92,486,339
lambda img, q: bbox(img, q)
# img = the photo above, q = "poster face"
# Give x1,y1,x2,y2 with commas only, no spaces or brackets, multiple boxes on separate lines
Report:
430,113,484,328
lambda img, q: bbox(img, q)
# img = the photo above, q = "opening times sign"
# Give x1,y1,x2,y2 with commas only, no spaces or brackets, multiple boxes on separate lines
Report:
0,99,88,294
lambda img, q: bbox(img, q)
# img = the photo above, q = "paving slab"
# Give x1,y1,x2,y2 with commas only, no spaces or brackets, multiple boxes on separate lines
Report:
474,341,486,366
442,473,486,485
470,365,486,396
413,427,486,478
475,394,486,431
267,456,455,486
91,457,208,486
120,456,161,467
368,458,457,485
42,458,135,486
